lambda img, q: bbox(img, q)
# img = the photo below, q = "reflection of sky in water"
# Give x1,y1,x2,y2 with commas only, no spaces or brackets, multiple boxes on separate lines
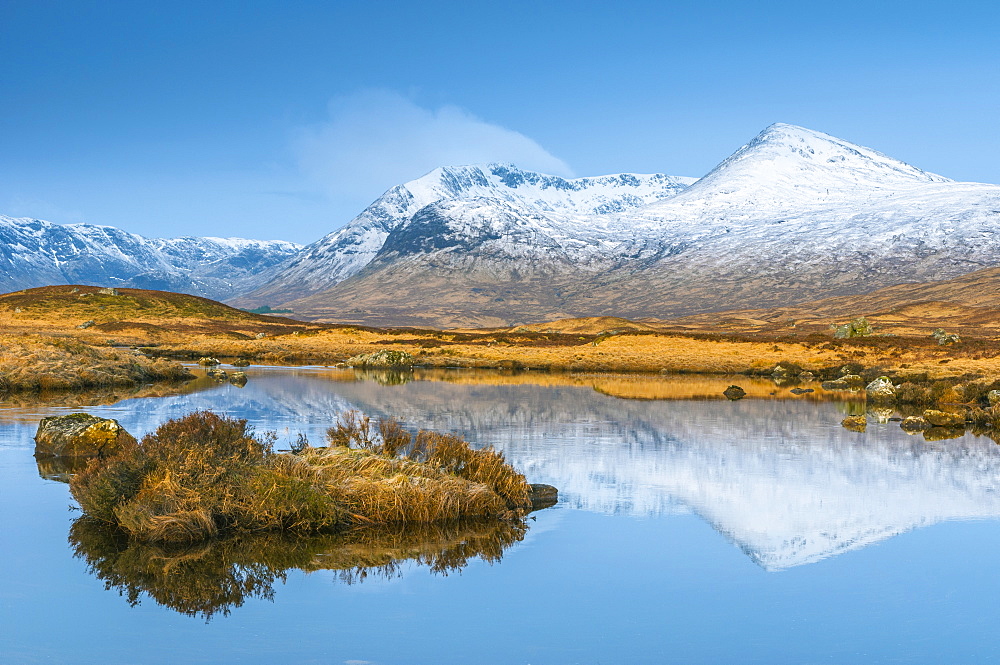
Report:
5,367,1000,663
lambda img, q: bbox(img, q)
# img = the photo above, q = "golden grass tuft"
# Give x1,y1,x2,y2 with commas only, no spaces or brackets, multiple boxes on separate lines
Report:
70,410,531,543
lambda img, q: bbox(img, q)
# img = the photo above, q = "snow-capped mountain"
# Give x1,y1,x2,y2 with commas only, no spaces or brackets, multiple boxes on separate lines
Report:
240,164,695,306
0,216,301,300
243,123,1000,327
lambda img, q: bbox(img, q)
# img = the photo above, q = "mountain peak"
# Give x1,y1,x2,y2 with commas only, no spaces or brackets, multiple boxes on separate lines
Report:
645,123,951,213
719,122,949,186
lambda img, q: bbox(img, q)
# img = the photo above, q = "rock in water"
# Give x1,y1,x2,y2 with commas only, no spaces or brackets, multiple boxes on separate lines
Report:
840,374,865,388
866,376,896,402
198,357,221,366
232,359,251,367
923,409,966,428
34,413,136,457
821,379,850,390
229,372,248,387
528,484,558,510
207,368,228,381
723,385,746,400
900,416,931,432
842,415,867,432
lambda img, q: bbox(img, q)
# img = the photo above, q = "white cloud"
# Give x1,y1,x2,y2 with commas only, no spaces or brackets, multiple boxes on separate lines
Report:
293,90,573,224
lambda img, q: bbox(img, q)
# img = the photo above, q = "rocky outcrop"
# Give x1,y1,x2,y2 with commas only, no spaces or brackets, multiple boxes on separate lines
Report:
822,374,864,391
528,484,559,510
346,350,414,368
865,377,896,402
207,368,228,382
923,410,966,428
34,413,136,458
831,317,874,339
931,328,961,345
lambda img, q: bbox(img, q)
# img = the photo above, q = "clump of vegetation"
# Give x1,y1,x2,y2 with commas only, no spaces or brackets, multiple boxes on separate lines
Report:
310,410,531,523
71,411,340,542
70,410,532,544
831,316,874,339
0,335,192,393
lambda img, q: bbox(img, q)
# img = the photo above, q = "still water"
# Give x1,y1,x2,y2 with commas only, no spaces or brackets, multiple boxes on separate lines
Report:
3,366,1000,664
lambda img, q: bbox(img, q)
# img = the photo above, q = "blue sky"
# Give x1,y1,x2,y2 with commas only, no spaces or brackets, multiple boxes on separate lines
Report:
1,0,998,244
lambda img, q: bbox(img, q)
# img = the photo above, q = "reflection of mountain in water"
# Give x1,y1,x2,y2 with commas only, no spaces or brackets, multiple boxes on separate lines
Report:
36,368,1000,571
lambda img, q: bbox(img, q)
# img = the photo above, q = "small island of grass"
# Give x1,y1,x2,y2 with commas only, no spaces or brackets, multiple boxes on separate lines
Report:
69,410,550,543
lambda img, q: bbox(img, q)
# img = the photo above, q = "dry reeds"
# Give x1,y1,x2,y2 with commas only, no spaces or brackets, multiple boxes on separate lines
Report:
310,410,531,522
0,333,192,393
70,410,532,544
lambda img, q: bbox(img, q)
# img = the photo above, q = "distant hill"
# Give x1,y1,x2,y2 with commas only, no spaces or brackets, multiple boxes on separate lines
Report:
0,216,301,301
656,265,1000,338
0,285,313,337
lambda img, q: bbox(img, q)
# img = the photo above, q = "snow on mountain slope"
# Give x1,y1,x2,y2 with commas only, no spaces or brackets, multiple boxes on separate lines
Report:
265,123,1000,326
239,164,695,305
0,216,301,300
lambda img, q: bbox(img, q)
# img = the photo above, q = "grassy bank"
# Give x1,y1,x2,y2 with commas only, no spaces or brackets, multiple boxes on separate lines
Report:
0,334,193,392
70,411,532,543
134,324,1000,381
7,284,1000,384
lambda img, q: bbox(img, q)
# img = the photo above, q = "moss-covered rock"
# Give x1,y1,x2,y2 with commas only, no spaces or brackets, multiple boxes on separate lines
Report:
866,377,896,402
206,368,228,381
34,413,137,458
723,385,746,400
923,409,966,428
197,357,221,366
346,349,414,368
229,372,247,387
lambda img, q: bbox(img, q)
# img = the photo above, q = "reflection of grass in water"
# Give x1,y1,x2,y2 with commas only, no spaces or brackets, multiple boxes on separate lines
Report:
354,368,413,386
0,376,218,424
69,517,527,620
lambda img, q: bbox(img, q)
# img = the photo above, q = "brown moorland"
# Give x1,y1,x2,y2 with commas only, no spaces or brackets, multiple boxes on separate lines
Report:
5,282,1000,384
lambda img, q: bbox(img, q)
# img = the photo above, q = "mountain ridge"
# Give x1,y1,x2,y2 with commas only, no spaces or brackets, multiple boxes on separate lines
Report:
0,215,301,301
257,123,1000,327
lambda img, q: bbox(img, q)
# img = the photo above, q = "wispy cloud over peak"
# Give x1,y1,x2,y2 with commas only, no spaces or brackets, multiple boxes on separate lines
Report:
293,90,573,223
